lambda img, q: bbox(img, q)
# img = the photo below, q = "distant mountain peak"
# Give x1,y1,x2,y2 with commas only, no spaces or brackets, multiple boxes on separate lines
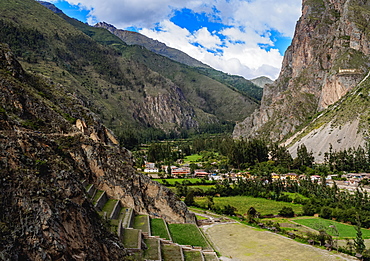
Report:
95,21,211,69
37,1,63,14
250,76,273,88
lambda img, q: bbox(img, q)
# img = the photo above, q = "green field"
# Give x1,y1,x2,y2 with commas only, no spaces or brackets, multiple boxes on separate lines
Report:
195,196,303,216
184,154,202,162
150,218,170,240
293,218,370,238
168,223,210,248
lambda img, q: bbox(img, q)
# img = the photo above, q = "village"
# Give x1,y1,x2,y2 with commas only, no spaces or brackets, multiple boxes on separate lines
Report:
140,161,370,190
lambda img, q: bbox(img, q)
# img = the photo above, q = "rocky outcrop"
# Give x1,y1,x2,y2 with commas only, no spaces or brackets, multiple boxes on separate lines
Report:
234,0,370,141
0,44,194,260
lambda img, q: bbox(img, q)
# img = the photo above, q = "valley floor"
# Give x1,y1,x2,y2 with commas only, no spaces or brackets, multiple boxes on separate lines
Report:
193,211,357,261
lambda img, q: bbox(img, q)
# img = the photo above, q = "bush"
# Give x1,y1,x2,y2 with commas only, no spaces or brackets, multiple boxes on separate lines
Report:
278,206,295,217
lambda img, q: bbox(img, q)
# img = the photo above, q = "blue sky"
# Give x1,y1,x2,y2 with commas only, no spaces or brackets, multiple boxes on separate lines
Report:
49,0,302,80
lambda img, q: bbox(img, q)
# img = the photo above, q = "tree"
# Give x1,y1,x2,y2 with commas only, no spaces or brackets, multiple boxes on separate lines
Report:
278,206,295,217
294,144,314,169
320,206,332,219
184,190,195,206
354,214,366,255
246,207,259,223
205,196,214,210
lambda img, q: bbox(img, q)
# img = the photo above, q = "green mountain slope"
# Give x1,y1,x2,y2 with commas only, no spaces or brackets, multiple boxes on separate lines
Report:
95,22,263,101
95,21,210,69
0,0,259,147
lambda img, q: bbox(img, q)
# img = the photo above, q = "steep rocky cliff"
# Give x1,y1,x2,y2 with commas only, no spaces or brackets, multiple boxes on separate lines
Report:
234,0,370,142
0,43,194,260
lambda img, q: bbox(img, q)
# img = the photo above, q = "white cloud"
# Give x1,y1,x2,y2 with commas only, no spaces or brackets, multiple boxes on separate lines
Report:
140,20,284,79
54,0,302,79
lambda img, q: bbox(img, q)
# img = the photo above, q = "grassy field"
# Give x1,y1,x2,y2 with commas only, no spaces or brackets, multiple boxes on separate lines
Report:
168,223,210,248
195,196,303,216
293,218,370,238
203,223,355,261
184,154,202,162
150,218,170,240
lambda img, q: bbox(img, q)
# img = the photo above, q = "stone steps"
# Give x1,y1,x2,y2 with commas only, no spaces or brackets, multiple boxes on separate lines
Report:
83,184,219,260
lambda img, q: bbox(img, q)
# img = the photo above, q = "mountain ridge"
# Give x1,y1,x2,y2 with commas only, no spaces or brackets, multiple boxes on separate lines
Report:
233,0,370,154
1,0,260,146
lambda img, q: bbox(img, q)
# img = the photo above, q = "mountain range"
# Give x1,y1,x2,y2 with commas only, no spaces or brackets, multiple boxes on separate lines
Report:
0,0,263,148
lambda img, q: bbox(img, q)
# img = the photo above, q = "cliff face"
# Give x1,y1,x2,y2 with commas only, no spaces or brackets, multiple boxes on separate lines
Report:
234,0,370,141
0,44,194,260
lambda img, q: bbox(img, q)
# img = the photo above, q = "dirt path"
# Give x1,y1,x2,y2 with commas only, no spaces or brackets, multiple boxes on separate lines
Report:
201,223,357,261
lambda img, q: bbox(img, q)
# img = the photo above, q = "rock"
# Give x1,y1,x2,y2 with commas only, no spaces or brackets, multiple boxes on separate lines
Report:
234,0,370,142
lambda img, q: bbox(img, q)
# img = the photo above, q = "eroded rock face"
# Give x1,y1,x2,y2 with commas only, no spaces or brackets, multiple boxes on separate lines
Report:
0,44,194,260
234,0,370,141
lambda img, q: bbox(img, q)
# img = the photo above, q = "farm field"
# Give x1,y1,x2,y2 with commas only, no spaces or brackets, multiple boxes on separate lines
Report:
293,217,370,238
203,223,357,261
194,196,303,216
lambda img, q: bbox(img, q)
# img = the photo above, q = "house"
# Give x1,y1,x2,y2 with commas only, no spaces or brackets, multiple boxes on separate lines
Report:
310,175,321,181
285,173,298,180
271,173,280,181
194,169,209,178
144,167,159,173
145,162,156,169
171,167,191,177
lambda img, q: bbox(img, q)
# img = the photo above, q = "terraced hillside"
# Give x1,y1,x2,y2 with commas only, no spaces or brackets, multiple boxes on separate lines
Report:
84,182,219,260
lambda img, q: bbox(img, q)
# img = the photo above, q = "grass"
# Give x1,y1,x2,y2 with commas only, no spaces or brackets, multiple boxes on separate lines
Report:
161,244,183,261
143,238,160,260
194,196,303,216
203,252,219,261
133,215,149,233
122,229,140,249
196,215,208,220
168,223,210,248
184,154,202,162
150,218,170,240
183,250,203,261
92,190,103,205
293,217,370,238
98,199,117,217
